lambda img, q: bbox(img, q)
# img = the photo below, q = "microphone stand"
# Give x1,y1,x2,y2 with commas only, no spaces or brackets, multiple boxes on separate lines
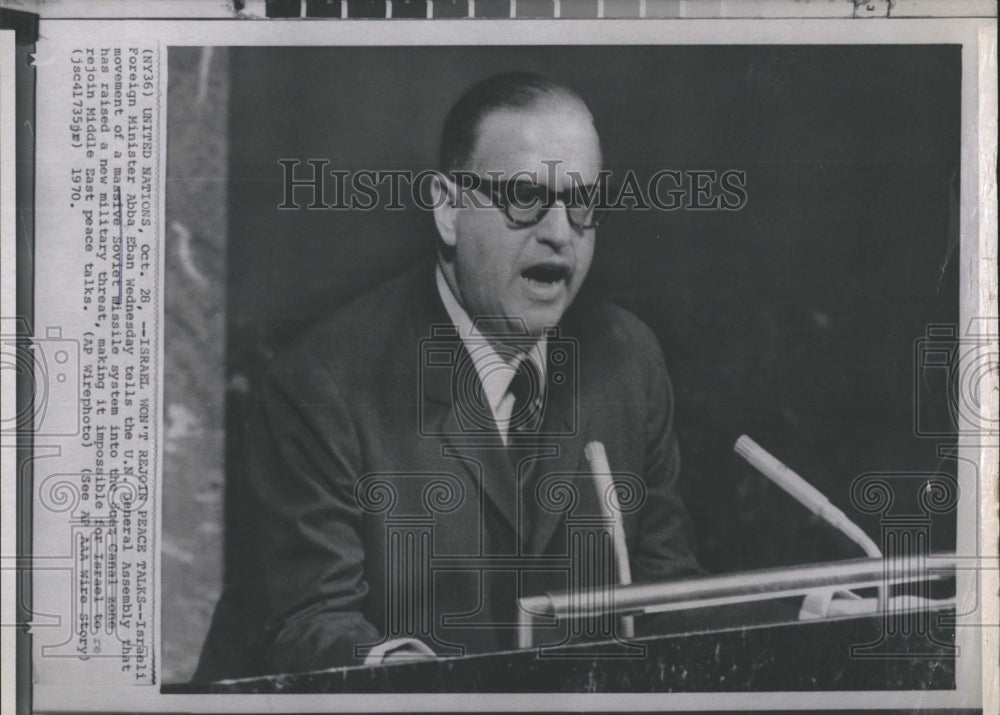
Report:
734,435,887,613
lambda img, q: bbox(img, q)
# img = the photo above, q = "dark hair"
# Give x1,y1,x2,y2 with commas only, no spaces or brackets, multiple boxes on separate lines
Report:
439,72,597,172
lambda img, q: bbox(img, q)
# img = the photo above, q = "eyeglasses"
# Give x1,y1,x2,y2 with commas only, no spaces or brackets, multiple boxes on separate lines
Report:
467,175,610,231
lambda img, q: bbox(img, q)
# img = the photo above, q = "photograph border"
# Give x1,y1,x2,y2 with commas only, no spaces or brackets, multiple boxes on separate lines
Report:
3,9,996,714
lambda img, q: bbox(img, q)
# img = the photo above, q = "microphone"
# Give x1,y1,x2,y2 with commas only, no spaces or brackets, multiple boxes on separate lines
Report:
584,440,634,637
733,435,882,559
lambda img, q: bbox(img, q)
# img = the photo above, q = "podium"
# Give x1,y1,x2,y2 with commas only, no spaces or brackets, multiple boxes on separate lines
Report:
171,556,957,694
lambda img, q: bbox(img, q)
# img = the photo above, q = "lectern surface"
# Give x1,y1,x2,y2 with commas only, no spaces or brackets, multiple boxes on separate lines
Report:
170,609,956,694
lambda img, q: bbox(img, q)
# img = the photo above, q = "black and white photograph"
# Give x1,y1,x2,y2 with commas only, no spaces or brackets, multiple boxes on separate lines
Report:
3,3,997,713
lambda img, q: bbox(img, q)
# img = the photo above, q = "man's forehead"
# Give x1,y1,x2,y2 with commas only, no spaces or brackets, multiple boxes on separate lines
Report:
467,101,603,183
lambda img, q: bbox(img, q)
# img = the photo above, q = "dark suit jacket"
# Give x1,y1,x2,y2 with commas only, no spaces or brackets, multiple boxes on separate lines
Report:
194,263,702,681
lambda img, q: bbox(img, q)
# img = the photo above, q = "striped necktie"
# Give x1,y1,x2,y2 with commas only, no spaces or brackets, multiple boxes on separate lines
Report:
507,356,543,436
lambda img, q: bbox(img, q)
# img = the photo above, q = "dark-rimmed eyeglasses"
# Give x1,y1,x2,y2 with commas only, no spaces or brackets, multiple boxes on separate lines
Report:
467,175,610,231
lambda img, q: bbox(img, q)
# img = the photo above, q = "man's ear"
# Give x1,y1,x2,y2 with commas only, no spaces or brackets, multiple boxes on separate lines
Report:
431,175,458,249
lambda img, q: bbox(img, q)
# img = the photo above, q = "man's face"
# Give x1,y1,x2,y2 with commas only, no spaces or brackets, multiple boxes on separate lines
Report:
444,100,602,337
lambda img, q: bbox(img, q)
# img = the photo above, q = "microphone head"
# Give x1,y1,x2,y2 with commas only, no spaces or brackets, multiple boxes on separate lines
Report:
733,434,757,461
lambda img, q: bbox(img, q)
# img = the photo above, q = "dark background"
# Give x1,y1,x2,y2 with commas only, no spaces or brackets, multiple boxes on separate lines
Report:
225,44,960,578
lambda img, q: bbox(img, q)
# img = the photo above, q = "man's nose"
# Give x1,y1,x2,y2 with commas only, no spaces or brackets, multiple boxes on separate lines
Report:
535,201,575,249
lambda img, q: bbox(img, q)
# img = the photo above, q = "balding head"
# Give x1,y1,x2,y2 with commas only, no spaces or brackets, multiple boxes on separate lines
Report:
440,72,601,173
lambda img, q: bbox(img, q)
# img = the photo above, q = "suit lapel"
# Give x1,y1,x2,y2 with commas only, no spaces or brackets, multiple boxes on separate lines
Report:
523,305,613,556
521,340,602,556
424,398,523,553
418,294,524,549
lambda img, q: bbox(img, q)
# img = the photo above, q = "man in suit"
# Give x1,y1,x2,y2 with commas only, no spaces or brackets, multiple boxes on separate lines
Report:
194,72,702,681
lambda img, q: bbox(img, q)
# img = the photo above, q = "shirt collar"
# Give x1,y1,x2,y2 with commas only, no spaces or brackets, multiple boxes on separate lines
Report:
435,264,547,415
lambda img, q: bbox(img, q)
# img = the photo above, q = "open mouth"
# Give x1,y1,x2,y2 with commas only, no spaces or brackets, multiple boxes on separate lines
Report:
521,263,570,286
